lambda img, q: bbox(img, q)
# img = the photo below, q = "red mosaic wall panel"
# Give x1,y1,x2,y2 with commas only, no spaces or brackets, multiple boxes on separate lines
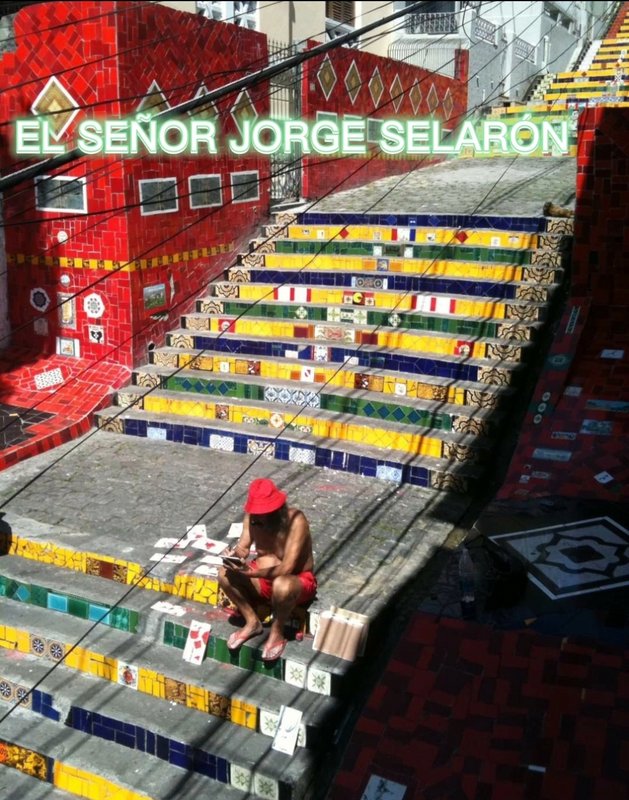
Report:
0,1,270,367
301,44,468,199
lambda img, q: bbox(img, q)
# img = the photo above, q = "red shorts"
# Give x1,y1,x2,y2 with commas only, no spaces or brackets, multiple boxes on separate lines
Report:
249,561,318,605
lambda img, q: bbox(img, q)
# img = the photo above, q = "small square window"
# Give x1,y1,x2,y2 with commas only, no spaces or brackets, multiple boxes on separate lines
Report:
189,174,222,209
139,178,178,215
35,175,87,213
230,171,259,203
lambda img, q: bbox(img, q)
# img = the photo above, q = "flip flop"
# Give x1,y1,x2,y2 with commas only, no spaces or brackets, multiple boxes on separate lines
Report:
227,627,263,651
262,639,287,662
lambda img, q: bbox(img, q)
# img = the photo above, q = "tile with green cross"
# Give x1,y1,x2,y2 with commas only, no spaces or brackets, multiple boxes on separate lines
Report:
274,240,534,264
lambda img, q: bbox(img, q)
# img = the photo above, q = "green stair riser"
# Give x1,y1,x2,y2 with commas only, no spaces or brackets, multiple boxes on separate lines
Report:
216,300,500,338
0,574,139,633
162,375,458,431
273,240,535,264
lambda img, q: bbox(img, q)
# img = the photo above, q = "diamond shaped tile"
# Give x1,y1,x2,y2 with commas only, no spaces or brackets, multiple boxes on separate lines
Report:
345,60,362,105
317,56,337,100
188,83,218,120
369,67,384,107
409,79,423,115
426,82,439,114
390,74,404,112
31,76,78,140
442,87,454,120
455,231,469,243
231,88,258,136
136,80,169,115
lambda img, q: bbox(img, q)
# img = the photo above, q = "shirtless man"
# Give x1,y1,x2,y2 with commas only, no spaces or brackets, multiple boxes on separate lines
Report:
217,478,317,661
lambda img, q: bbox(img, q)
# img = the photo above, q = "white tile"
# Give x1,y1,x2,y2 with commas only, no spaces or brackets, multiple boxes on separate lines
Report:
253,773,280,800
362,775,407,800
284,659,307,688
230,763,252,792
259,708,279,738
306,666,332,695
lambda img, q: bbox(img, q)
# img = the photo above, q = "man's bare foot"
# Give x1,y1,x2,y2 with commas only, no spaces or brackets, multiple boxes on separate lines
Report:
227,623,264,651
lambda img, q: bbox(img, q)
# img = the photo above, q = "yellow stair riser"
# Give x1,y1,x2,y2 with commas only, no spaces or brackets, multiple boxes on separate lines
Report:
173,354,471,405
285,225,538,250
262,253,524,280
233,284,515,318
201,317,506,359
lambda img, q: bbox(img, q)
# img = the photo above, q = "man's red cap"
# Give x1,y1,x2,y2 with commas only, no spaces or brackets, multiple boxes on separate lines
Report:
244,478,287,515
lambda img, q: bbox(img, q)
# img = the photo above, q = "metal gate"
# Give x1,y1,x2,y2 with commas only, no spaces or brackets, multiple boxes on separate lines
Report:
268,40,302,202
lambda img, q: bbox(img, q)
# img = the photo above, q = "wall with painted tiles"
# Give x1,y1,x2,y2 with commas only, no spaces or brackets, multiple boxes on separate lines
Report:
300,44,468,199
0,1,269,367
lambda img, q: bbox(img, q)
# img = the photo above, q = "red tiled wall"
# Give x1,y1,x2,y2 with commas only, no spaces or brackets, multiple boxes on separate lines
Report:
0,1,270,367
301,45,468,199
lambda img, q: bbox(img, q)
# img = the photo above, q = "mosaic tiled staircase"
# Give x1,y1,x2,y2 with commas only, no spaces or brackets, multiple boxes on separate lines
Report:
489,1,629,135
95,210,570,494
0,520,353,800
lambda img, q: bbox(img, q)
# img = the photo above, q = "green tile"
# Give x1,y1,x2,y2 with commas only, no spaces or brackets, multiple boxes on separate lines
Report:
68,596,89,619
128,610,140,634
30,584,49,607
110,607,130,631
251,650,283,680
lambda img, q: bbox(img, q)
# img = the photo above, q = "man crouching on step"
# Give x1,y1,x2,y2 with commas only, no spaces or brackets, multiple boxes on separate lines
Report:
218,478,317,661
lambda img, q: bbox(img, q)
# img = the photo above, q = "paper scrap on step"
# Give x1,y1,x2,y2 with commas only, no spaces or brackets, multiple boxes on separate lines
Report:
272,705,303,755
182,620,212,665
189,537,228,554
150,553,187,564
194,564,219,577
151,601,186,617
227,522,243,539
186,524,207,540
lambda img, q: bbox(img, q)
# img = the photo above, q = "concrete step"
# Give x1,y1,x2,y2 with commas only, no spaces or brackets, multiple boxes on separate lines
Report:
148,347,514,412
126,365,504,434
0,553,363,698
0,650,317,799
218,279,552,321
0,767,74,799
0,597,341,749
163,329,525,386
94,405,479,491
0,707,250,799
180,313,533,364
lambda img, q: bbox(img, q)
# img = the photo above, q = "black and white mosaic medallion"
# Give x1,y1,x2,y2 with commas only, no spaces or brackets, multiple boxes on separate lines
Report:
489,517,629,600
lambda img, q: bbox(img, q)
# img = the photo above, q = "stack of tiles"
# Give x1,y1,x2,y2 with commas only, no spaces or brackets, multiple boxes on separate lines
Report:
95,210,569,494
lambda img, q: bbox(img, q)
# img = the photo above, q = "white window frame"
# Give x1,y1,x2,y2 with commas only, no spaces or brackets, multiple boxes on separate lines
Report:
230,170,259,203
196,1,258,29
188,174,223,209
35,174,87,214
139,178,179,216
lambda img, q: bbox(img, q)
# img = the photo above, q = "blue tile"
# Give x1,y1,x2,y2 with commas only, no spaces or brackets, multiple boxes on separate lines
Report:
216,757,229,783
47,593,68,613
31,691,42,714
93,724,115,741
169,750,191,769
115,731,137,749
156,735,170,759
136,728,146,751
146,731,156,755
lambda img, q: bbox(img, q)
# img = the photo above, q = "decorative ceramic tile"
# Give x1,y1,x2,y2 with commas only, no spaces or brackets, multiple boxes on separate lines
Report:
317,55,337,100
31,76,78,139
210,434,234,452
0,679,16,702
231,88,258,135
376,465,403,484
259,708,279,737
390,73,404,111
164,676,188,704
230,763,253,792
83,292,105,318
431,472,467,492
307,666,332,695
46,640,65,661
253,772,280,800
117,662,139,690
30,287,50,312
284,659,307,688
289,447,315,465
426,83,439,113
368,67,384,107
88,325,105,345
489,517,629,599
409,79,422,114
442,86,454,119
247,439,275,459
344,60,362,104
313,345,329,362
34,368,63,390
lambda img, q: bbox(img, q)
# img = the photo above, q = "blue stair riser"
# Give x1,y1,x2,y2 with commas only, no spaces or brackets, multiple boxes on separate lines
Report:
235,269,530,300
167,334,498,383
120,418,450,488
296,213,547,232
